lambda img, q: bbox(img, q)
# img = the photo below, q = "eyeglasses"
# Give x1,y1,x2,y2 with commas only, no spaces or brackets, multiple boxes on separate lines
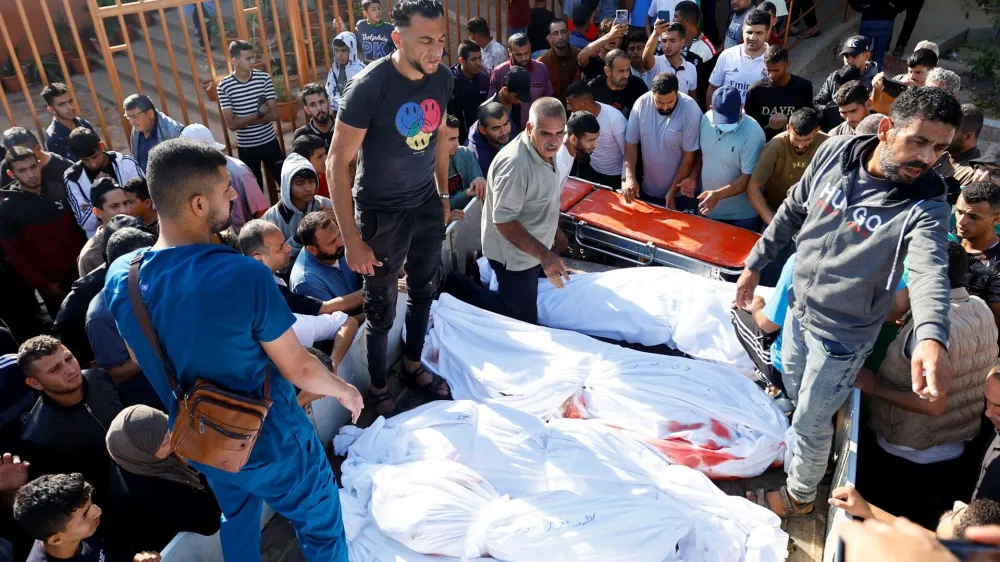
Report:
124,112,145,122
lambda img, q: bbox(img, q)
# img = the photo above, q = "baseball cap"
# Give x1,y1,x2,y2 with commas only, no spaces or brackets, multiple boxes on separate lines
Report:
839,35,870,57
970,145,1000,168
504,67,532,103
181,123,226,150
711,86,742,125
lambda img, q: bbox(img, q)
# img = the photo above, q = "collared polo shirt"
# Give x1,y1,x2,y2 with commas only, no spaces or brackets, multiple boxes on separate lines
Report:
624,91,702,198
482,131,561,272
698,111,766,220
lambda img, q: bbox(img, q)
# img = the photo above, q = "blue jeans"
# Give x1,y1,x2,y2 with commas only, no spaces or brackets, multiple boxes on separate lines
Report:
858,19,895,71
782,314,874,503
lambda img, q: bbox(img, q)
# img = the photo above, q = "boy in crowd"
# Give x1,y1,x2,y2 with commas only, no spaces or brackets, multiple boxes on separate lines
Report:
356,0,396,64
41,83,99,162
219,40,284,192
0,147,86,316
294,83,335,148
76,178,133,277
292,134,331,198
64,128,143,239
324,33,366,114
828,80,874,136
444,115,486,211
121,177,159,237
744,45,813,142
261,153,332,264
449,40,491,146
467,17,508,74
14,473,160,562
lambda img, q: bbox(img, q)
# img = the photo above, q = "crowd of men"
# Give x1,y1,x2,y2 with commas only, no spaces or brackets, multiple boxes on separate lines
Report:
0,0,999,560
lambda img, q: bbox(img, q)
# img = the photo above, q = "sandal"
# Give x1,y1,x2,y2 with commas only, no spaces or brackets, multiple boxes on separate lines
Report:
747,486,815,518
401,363,453,401
366,386,396,416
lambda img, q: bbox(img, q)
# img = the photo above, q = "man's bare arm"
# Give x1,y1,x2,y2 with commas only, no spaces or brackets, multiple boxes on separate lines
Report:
222,108,273,131
106,359,142,386
435,115,452,222
261,328,362,421
747,177,775,224
319,290,364,314
330,315,361,366
328,121,367,245
641,22,662,71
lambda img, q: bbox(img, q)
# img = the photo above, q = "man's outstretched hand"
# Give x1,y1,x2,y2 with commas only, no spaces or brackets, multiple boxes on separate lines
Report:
911,339,952,401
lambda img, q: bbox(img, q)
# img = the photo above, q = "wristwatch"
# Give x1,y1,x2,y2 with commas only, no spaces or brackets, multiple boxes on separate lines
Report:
438,193,450,200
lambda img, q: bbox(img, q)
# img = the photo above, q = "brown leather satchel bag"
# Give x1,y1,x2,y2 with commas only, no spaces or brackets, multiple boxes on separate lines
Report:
127,253,272,473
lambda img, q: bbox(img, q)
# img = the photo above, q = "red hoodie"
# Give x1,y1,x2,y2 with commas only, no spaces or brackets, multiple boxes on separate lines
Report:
0,184,85,290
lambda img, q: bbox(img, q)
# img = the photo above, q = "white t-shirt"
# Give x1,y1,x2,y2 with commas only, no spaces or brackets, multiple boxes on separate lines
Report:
556,145,574,187
642,55,698,94
646,0,680,21
591,102,627,177
708,44,769,103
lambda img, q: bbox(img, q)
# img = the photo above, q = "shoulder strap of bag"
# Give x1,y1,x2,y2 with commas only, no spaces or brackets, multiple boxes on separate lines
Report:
127,252,182,400
126,252,272,400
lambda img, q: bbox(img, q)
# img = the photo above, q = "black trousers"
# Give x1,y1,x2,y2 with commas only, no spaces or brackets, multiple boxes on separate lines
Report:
238,139,285,195
580,163,622,191
444,260,542,325
792,0,818,29
357,192,444,389
895,0,924,51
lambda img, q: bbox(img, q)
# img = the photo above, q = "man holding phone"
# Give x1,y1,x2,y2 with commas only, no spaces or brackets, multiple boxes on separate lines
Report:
218,40,286,192
645,0,679,38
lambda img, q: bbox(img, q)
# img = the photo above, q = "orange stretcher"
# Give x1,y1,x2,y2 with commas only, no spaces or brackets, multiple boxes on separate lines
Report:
560,178,760,276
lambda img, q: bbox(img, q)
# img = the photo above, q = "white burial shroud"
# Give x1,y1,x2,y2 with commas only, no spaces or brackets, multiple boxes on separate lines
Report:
335,400,789,562
477,259,775,377
421,294,792,479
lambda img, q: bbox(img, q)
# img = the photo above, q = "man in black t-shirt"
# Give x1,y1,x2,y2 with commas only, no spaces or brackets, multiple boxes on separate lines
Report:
744,45,814,142
329,0,454,415
293,83,335,148
588,50,649,118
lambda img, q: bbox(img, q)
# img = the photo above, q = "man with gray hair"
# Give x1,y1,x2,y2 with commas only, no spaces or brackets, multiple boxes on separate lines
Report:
927,67,961,98
0,127,73,198
123,93,185,171
488,32,555,129
446,97,569,325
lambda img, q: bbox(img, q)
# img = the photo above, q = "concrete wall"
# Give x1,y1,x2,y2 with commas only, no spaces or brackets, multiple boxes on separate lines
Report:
0,0,92,61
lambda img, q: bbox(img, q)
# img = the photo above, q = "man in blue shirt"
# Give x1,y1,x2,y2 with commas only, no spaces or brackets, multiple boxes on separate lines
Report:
290,211,362,302
103,139,362,562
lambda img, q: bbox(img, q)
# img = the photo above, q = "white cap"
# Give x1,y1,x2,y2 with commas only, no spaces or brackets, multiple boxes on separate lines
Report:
181,123,226,150
914,40,939,56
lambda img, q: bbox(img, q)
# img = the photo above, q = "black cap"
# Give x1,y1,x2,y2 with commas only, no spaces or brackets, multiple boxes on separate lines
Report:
840,35,870,57
504,66,533,104
970,145,1000,168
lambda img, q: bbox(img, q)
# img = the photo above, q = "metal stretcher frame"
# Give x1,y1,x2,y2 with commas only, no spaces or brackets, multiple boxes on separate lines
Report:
558,178,757,279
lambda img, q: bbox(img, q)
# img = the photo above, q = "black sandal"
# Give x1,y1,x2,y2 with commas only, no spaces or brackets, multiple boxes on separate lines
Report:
366,386,396,416
401,363,452,401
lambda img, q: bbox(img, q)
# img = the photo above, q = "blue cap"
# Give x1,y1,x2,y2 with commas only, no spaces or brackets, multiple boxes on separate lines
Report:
711,86,742,125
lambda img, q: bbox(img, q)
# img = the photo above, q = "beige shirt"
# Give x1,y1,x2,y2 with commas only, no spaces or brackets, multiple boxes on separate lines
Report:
481,132,561,272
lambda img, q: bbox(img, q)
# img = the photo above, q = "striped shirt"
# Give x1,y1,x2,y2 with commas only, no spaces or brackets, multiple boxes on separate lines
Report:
218,70,277,148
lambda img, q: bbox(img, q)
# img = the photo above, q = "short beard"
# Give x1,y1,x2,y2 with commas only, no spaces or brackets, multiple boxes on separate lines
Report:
656,106,676,117
209,205,233,234
314,112,330,125
405,51,430,76
878,138,928,184
316,247,345,261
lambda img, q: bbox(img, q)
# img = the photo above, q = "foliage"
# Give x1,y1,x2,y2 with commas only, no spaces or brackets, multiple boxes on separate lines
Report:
273,76,294,102
53,15,77,52
968,42,1000,81
966,0,1000,24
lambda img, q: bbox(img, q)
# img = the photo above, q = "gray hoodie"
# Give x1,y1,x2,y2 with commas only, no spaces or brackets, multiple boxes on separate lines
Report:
325,31,366,112
746,135,950,347
260,153,332,254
